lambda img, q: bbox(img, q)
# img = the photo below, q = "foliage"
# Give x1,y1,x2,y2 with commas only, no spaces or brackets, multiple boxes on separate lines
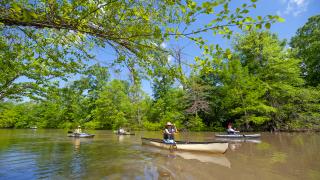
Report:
186,115,205,131
0,1,318,132
233,31,319,130
290,15,320,87
0,0,282,101
0,25,86,100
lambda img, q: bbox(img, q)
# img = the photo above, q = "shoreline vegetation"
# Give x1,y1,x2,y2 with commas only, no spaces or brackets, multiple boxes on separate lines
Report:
0,1,319,132
1,127,320,133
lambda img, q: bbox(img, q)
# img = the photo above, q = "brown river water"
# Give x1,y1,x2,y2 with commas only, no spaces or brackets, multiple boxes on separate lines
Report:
0,129,319,180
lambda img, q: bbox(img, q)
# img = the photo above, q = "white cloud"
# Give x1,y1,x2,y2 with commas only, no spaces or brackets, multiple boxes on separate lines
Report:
281,0,310,17
160,42,167,48
167,55,174,63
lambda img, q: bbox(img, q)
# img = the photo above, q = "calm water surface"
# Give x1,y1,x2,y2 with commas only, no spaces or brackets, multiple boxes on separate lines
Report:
0,129,319,180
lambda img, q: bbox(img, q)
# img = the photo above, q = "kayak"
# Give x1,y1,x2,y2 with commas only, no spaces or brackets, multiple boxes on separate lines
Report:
141,138,228,154
68,133,95,138
215,134,261,138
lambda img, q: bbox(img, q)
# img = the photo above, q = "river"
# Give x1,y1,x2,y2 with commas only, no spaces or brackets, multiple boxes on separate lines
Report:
0,129,319,179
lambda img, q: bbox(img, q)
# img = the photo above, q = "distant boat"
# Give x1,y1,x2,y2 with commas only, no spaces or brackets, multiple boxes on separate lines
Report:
68,133,95,138
141,137,228,154
30,126,37,129
215,134,261,138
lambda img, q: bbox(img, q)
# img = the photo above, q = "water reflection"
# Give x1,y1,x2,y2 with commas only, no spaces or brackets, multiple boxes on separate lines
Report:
117,134,133,143
71,137,94,150
143,146,231,168
0,130,319,179
215,137,261,151
215,138,261,144
175,151,231,168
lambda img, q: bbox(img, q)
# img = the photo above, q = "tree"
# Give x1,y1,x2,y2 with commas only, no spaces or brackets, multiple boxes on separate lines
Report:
220,59,274,129
0,0,282,100
92,80,132,129
0,26,87,100
290,15,320,87
234,31,316,130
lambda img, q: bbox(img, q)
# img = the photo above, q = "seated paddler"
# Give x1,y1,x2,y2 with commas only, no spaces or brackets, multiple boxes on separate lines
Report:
74,125,82,134
163,122,178,144
227,123,239,134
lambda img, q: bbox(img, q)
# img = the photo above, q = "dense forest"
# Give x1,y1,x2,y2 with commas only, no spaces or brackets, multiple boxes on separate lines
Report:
0,1,319,131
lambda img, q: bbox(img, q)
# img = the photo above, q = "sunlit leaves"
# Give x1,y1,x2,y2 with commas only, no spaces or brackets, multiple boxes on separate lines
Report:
290,15,320,86
265,22,271,29
0,0,286,102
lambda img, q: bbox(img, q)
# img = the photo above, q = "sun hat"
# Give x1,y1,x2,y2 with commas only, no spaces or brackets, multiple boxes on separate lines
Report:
166,122,173,126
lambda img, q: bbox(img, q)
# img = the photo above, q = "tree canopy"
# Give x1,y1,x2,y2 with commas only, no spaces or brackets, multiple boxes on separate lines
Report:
0,0,283,100
0,1,318,131
290,15,320,87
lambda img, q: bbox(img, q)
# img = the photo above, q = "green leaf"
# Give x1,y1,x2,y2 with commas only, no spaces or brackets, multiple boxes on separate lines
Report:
265,23,271,29
241,9,249,14
277,17,285,22
256,23,262,29
12,3,21,13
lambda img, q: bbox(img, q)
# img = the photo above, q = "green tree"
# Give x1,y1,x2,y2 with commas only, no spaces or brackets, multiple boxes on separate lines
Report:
92,80,132,129
0,0,282,100
220,59,275,129
234,31,318,130
290,15,320,87
0,26,87,101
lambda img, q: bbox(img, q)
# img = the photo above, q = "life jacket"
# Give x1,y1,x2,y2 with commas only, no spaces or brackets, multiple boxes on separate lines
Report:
163,128,175,140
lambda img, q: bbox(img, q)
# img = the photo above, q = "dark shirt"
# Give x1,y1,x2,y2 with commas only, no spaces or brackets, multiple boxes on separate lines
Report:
163,128,175,140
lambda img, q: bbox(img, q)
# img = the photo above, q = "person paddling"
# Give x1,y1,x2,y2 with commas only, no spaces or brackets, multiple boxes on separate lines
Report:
227,123,239,134
118,127,125,134
74,125,82,134
163,122,177,144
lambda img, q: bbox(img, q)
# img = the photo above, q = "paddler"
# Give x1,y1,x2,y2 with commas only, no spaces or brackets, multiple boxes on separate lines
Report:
163,122,178,143
227,123,239,134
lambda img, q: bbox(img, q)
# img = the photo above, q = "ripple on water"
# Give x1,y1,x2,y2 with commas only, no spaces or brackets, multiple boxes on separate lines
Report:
0,149,38,179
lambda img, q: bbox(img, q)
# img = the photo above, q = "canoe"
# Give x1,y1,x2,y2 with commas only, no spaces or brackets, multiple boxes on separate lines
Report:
141,138,228,154
143,146,231,168
68,133,95,138
215,134,261,138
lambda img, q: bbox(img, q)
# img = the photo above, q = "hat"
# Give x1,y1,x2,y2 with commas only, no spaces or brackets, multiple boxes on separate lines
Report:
78,125,81,128
166,122,173,126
